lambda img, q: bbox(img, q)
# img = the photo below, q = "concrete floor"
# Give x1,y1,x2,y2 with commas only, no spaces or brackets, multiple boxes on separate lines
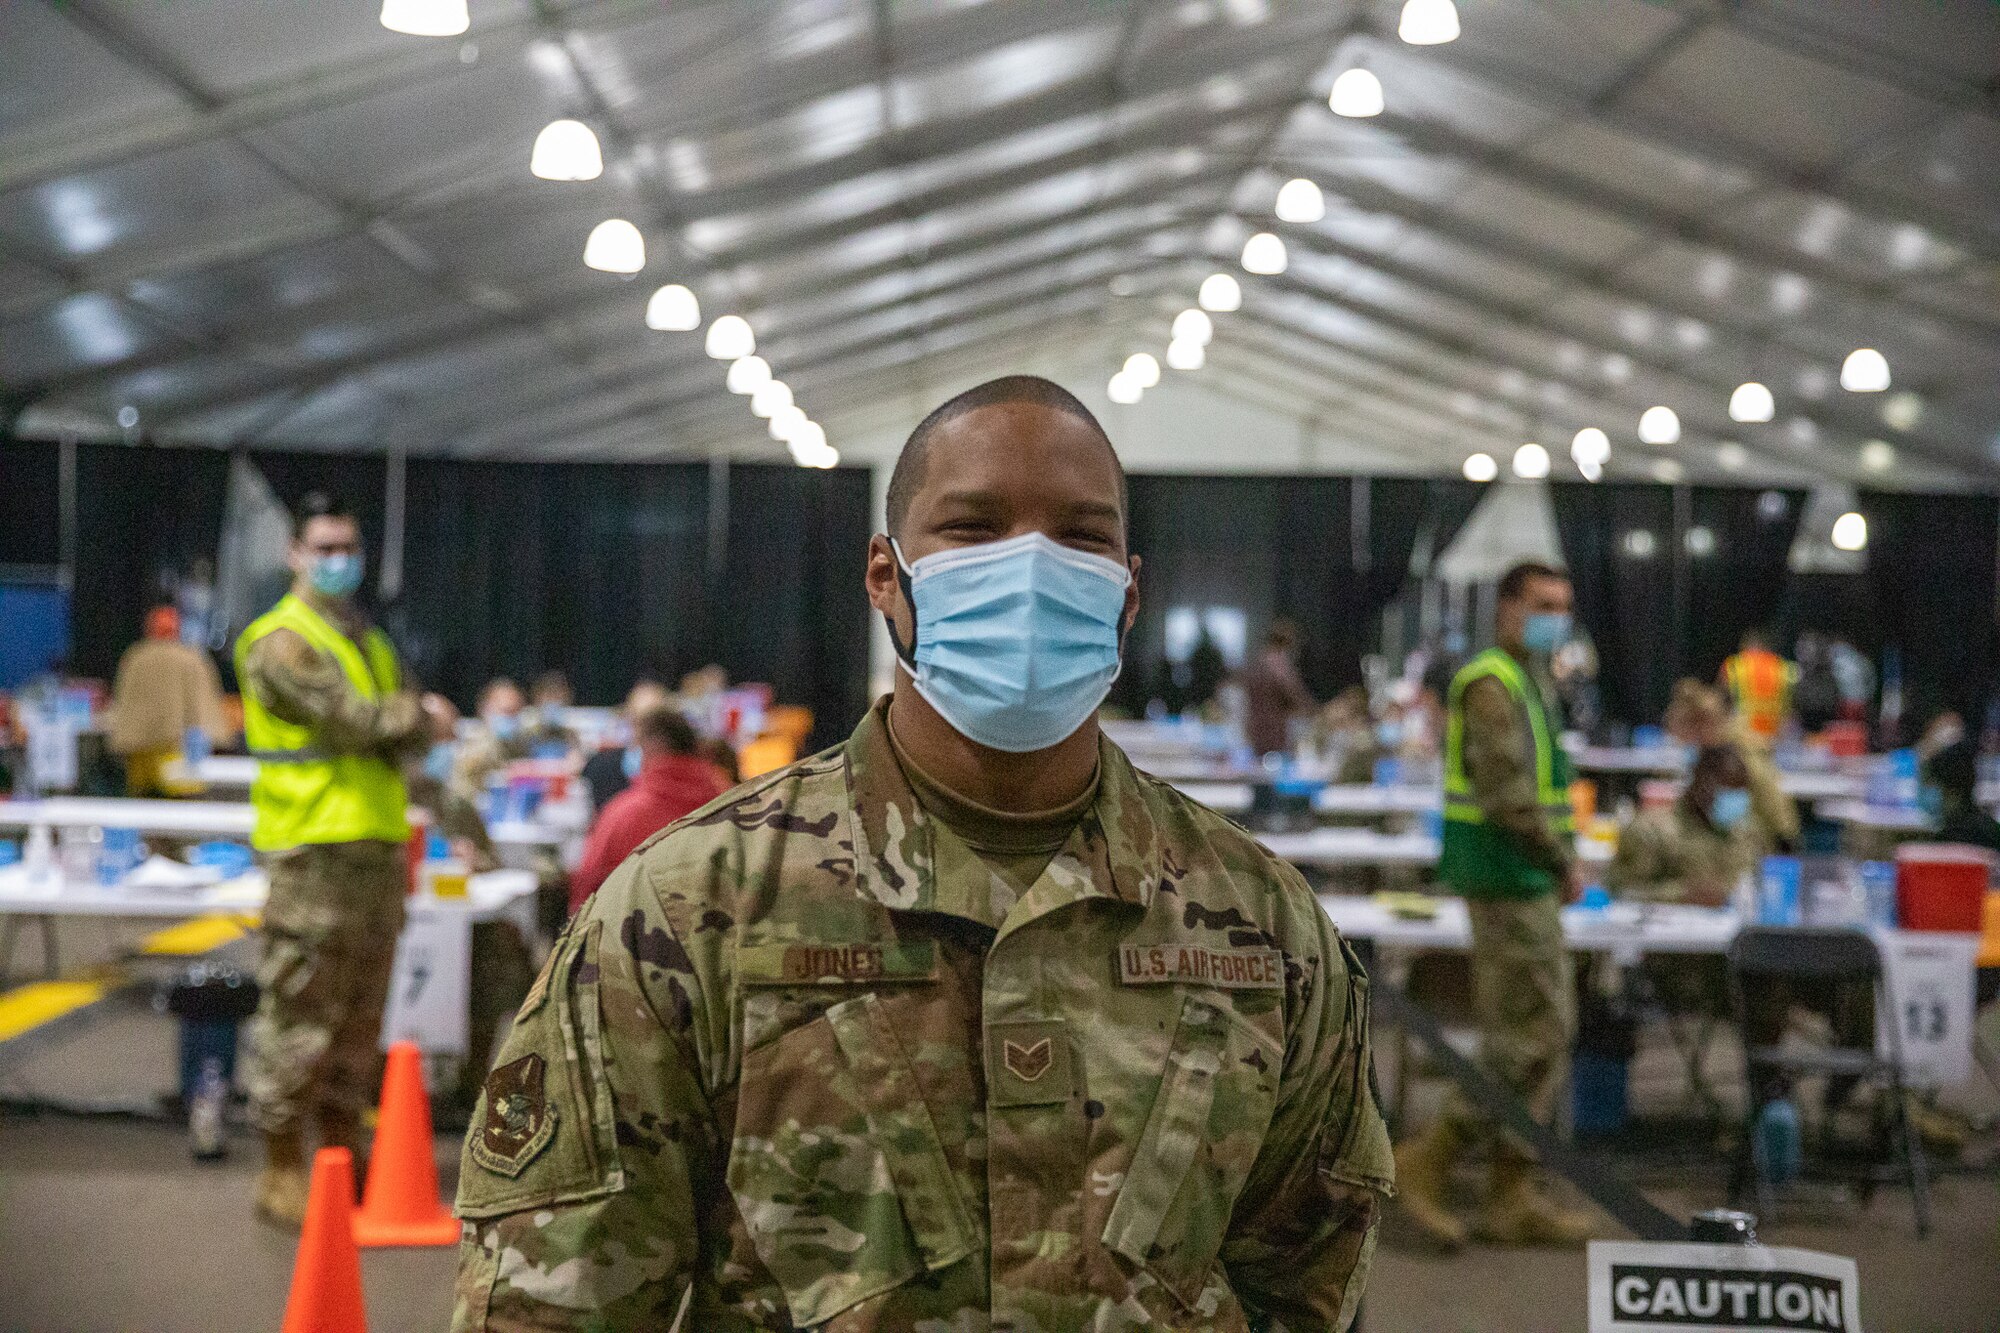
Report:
2,930,1997,1332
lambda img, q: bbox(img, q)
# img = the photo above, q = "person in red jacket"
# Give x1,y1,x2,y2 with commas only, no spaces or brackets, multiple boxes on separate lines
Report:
567,705,731,914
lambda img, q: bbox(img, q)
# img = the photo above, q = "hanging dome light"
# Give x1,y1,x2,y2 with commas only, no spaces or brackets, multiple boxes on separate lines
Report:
726,355,771,395
1240,232,1287,275
1328,68,1384,118
1123,352,1161,388
1107,372,1143,405
769,404,808,441
1166,339,1205,371
1830,511,1868,551
1860,439,1896,473
750,379,793,419
530,119,602,181
1728,381,1775,423
1398,0,1460,45
705,314,755,360
1881,390,1923,431
1171,308,1214,345
1638,405,1681,445
1570,427,1610,481
644,284,700,331
583,219,645,273
380,0,469,36
1840,347,1890,392
1198,272,1242,312
1274,178,1325,224
1463,452,1498,482
1716,441,1747,470
1512,442,1551,479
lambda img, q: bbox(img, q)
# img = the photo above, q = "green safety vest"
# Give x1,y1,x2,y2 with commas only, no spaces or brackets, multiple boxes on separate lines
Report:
1439,647,1574,898
234,594,409,852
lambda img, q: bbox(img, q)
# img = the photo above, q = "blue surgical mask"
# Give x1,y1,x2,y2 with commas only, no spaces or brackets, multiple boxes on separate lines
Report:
487,712,520,741
1375,720,1404,748
1522,612,1571,653
423,741,456,784
890,531,1129,753
1709,787,1752,829
622,744,643,780
308,552,364,598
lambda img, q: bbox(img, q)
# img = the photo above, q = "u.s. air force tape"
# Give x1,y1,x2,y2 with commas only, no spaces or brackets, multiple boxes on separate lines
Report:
1116,943,1284,989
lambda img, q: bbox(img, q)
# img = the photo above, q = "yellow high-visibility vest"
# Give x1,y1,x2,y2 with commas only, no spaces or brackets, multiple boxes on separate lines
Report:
1440,647,1574,897
234,594,409,851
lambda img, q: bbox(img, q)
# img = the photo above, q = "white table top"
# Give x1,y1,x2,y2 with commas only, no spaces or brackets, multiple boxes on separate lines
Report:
1259,827,1441,867
1176,781,1441,817
1566,745,1691,775
0,795,572,850
160,755,260,789
1818,800,1937,831
1317,893,1742,954
0,865,535,921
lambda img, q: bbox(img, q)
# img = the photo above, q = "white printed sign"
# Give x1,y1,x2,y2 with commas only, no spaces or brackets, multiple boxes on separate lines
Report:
1875,929,1979,1088
380,910,472,1054
26,717,78,792
1588,1242,1859,1333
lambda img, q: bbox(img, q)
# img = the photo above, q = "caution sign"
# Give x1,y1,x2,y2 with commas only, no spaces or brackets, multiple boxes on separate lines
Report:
1588,1242,1860,1333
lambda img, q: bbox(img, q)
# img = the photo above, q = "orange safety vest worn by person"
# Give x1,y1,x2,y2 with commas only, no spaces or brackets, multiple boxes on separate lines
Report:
1720,633,1796,743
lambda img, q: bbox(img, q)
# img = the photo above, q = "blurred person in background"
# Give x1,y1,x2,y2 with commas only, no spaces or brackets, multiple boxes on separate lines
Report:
1315,685,1380,783
580,677,672,814
1241,619,1316,758
235,492,447,1228
109,604,226,796
524,669,581,757
453,677,529,794
567,704,728,914
1664,679,1797,854
1720,629,1796,746
1925,730,2000,854
1604,745,1757,907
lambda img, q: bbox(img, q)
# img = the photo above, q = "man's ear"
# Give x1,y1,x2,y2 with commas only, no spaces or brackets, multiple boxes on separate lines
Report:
1120,553,1142,643
865,534,900,616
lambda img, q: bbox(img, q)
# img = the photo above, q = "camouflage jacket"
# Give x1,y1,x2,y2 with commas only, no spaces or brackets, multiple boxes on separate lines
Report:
454,700,1393,1332
1603,803,1758,906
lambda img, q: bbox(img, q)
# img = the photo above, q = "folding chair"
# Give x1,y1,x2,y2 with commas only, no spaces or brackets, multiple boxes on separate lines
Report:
1727,926,1930,1235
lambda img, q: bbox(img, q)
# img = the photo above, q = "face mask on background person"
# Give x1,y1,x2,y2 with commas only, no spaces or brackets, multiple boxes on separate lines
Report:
308,551,364,599
890,530,1129,753
486,712,520,741
1522,612,1571,654
1709,787,1752,829
423,741,456,784
1375,719,1404,748
622,744,643,780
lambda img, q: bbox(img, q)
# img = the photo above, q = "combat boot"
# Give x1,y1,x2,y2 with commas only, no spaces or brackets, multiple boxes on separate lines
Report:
255,1128,310,1230
1391,1119,1469,1250
1474,1159,1594,1247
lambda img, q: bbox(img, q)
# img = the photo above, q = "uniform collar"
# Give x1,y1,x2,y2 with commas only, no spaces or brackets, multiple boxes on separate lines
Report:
840,697,1163,924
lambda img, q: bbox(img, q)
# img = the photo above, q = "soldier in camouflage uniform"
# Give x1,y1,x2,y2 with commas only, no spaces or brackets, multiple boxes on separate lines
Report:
454,376,1393,1331
236,493,441,1227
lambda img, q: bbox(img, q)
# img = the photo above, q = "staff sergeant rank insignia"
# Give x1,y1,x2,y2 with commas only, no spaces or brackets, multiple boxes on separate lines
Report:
1117,943,1285,989
470,1053,557,1177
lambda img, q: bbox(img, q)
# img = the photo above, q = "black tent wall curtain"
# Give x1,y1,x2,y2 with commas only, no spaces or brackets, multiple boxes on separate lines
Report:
1859,489,1999,727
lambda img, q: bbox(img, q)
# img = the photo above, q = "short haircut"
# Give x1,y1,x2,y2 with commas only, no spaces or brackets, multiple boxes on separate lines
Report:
293,491,355,540
533,670,571,700
885,375,1125,538
634,704,698,755
479,677,521,709
1692,743,1749,788
1497,560,1568,603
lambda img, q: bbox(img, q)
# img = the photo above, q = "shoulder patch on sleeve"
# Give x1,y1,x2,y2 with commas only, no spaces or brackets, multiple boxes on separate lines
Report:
470,1054,558,1178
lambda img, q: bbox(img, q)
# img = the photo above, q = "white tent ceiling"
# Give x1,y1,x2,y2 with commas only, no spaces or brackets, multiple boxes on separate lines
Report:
2,0,1996,486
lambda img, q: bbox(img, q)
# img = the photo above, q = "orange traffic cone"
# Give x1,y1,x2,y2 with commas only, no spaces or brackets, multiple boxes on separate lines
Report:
353,1041,460,1248
280,1147,368,1333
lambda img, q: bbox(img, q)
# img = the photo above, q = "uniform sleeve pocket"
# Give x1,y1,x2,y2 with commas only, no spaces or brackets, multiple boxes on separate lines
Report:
727,992,966,1326
1101,993,1230,1309
455,922,623,1220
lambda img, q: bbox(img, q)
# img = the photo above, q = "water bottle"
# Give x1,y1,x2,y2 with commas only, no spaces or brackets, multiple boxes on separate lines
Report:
189,1056,228,1161
1755,1097,1802,1185
23,823,55,887
183,724,210,768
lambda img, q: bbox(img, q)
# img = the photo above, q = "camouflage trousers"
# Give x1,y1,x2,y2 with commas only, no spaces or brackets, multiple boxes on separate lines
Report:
1440,893,1576,1165
244,840,407,1135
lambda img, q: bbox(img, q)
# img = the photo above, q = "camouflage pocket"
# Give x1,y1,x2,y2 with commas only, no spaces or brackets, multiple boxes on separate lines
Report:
1102,993,1279,1311
727,991,971,1327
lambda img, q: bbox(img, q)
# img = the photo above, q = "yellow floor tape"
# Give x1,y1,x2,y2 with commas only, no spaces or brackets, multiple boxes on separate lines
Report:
0,913,258,1045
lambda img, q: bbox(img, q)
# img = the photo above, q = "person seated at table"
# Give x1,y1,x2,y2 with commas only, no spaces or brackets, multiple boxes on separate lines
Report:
566,704,730,915
109,604,227,797
1605,745,1758,907
1314,685,1381,783
522,669,582,758
1664,679,1797,855
1926,731,2000,854
453,677,531,794
580,677,672,815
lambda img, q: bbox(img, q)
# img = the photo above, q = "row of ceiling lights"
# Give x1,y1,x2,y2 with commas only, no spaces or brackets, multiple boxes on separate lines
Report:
384,1,835,467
